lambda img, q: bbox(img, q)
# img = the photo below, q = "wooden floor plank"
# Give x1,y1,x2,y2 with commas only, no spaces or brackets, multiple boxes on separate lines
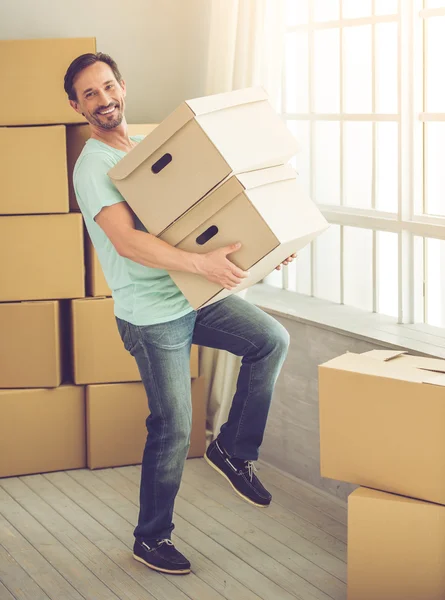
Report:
46,471,224,600
0,483,115,600
98,466,299,600
0,514,84,600
184,460,346,582
257,463,348,525
0,459,348,600
67,468,258,600
186,462,347,562
180,460,346,600
257,481,347,544
118,466,333,600
74,467,264,600
177,478,346,600
0,579,17,600
22,473,175,600
0,543,50,600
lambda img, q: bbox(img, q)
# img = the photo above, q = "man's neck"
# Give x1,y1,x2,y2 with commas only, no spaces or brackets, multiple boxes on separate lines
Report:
89,118,135,152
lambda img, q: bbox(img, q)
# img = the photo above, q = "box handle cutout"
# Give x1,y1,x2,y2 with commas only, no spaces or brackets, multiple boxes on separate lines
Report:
151,153,172,174
196,226,218,246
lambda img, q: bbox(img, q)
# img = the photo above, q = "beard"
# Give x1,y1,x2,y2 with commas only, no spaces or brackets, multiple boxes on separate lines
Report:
87,104,124,130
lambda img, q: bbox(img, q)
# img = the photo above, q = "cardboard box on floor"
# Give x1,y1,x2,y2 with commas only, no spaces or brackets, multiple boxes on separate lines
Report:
0,37,96,126
0,214,85,301
71,297,199,384
319,349,445,505
0,301,62,388
67,123,158,211
0,125,69,215
0,386,86,478
348,487,445,600
160,165,328,308
85,234,111,297
86,377,206,469
108,87,299,236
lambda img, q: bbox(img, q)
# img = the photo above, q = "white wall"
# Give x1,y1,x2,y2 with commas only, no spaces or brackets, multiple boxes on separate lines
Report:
0,0,212,123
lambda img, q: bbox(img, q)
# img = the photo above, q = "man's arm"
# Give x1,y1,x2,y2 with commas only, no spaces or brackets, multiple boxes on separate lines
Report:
95,202,248,290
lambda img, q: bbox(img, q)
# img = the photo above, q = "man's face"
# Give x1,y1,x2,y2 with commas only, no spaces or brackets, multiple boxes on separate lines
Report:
70,61,126,130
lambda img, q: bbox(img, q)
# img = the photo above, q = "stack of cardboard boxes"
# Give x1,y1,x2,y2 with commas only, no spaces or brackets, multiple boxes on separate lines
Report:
319,350,445,599
0,37,205,478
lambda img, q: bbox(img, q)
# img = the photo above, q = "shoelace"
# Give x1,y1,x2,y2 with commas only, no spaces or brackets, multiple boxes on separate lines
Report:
246,461,258,482
158,539,174,546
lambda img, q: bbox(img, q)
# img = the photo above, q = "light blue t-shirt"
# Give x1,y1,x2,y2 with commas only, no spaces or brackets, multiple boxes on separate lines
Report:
73,136,194,326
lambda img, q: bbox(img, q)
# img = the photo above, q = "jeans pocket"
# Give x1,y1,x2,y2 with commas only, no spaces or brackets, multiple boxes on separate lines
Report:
116,317,138,354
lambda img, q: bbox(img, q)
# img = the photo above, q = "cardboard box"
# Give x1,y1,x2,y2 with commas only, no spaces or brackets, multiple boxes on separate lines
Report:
319,350,445,505
348,487,445,600
0,125,69,215
160,165,328,308
0,385,86,477
0,37,96,126
71,297,199,384
86,376,206,469
0,301,62,388
108,88,299,236
85,234,111,297
0,214,85,301
67,123,158,211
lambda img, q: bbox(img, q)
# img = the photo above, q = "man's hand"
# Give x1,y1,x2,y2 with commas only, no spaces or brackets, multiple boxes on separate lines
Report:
275,253,297,271
194,242,250,290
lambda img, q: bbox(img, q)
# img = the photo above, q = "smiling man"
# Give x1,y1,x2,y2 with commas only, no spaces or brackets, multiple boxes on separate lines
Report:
64,52,295,576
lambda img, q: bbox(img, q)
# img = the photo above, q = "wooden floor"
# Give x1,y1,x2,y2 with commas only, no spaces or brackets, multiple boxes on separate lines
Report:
0,458,347,600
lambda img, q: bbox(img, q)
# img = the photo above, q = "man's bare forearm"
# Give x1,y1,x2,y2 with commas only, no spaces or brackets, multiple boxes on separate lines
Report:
120,227,203,274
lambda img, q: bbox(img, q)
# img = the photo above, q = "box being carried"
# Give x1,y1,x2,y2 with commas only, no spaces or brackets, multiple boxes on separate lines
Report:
108,87,299,236
319,349,445,505
160,165,328,308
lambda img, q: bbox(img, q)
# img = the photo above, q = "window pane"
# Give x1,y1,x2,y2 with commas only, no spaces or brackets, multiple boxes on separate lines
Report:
286,0,308,25
376,22,398,113
344,26,372,113
427,0,445,8
426,238,445,327
426,122,445,217
376,123,398,212
314,225,341,302
414,236,425,323
344,122,372,208
375,0,398,14
314,121,341,204
427,16,445,112
313,0,339,22
288,242,312,295
288,120,310,194
342,0,371,19
314,29,340,113
377,231,398,317
344,227,373,311
285,32,309,113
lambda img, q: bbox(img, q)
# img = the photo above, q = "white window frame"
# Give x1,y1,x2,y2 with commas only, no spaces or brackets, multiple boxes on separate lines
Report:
279,0,445,326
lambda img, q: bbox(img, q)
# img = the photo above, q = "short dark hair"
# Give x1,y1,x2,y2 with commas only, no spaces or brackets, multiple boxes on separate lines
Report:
64,52,123,102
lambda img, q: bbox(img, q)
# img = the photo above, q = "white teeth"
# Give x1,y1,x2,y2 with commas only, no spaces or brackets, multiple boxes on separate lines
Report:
99,107,115,115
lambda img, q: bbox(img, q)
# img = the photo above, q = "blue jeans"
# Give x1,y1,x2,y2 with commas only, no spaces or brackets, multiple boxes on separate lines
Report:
116,295,289,543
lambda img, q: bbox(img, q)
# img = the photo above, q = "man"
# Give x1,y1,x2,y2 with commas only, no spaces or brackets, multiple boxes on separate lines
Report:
64,52,295,576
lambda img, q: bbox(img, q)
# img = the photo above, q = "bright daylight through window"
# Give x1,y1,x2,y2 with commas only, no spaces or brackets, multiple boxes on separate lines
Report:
265,0,445,329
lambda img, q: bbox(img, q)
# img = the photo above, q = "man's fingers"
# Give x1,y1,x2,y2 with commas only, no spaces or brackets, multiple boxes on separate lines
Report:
231,265,249,279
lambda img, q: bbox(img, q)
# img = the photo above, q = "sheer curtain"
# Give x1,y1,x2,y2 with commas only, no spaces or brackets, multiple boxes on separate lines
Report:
200,0,286,444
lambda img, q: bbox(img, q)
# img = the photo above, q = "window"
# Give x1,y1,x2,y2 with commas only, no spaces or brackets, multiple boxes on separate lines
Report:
267,0,445,328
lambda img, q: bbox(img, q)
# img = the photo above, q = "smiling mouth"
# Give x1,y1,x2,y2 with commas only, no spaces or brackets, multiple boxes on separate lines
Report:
97,105,117,116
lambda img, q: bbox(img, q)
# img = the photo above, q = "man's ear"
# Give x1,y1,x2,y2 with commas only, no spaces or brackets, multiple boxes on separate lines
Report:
69,99,83,115
120,79,126,97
